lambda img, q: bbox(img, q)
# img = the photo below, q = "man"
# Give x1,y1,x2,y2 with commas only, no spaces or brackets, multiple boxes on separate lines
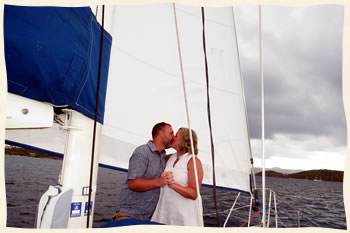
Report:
112,122,174,221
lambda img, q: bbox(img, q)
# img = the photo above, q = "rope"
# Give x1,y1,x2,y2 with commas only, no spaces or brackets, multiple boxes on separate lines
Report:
172,3,203,226
240,211,260,227
223,204,251,213
87,4,105,228
201,6,220,227
39,186,61,228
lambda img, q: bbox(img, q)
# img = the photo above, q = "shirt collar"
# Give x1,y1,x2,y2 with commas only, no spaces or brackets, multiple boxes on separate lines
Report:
147,140,166,155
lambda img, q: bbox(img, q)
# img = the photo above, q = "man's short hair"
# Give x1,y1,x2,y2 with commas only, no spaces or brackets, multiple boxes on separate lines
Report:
152,122,171,139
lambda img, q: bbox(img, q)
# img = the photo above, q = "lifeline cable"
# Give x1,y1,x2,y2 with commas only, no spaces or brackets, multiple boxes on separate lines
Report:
201,6,220,227
87,4,105,228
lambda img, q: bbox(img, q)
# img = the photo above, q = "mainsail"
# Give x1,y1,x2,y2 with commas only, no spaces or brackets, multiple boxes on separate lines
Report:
5,4,252,193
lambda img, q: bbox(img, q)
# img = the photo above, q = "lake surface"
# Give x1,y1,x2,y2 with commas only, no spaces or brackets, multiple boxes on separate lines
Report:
4,155,347,229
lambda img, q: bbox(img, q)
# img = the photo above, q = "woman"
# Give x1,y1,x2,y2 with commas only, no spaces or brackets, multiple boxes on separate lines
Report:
151,127,204,226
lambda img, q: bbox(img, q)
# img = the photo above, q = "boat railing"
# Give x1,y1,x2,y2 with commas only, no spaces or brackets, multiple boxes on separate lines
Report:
252,187,278,227
223,188,278,228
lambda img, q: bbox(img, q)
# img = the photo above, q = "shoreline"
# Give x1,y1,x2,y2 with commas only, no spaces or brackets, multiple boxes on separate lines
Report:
5,146,62,160
5,146,343,182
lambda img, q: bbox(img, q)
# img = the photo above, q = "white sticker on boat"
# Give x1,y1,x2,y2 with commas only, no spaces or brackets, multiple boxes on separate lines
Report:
84,201,93,216
70,202,82,217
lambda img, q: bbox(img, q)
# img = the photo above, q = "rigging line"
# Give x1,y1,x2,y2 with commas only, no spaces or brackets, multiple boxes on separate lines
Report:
223,192,241,227
223,204,252,212
259,5,266,228
240,210,260,227
164,4,232,28
231,6,258,196
87,4,105,228
203,207,252,219
172,3,203,226
201,6,220,227
95,5,98,17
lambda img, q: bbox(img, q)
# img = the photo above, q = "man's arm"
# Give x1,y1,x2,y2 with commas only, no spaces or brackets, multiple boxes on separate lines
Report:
128,172,173,192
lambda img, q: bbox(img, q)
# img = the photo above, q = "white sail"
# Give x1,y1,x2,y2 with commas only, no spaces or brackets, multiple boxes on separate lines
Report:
5,3,252,193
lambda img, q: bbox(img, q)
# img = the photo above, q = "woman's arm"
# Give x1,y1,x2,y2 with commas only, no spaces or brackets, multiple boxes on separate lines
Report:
168,157,203,200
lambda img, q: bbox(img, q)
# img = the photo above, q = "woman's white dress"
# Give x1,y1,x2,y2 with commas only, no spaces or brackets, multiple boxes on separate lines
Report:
151,153,203,226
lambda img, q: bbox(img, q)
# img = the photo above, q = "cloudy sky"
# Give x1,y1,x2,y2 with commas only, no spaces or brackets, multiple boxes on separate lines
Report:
233,5,346,171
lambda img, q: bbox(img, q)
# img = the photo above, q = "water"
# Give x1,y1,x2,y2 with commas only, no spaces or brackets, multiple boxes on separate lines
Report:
5,155,347,229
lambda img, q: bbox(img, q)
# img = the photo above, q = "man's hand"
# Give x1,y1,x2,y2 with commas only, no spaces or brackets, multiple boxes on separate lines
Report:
127,171,171,191
128,171,174,191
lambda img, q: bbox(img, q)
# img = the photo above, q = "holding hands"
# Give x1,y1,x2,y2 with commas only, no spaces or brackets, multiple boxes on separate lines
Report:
160,171,174,186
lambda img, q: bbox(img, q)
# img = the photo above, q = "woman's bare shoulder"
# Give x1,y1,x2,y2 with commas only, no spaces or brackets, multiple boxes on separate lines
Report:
187,156,202,167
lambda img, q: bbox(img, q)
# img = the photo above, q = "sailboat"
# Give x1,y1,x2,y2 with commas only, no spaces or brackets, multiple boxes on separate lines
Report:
3,3,277,228
314,175,322,182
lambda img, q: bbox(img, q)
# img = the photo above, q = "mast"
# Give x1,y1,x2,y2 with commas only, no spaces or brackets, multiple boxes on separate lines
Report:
56,110,102,228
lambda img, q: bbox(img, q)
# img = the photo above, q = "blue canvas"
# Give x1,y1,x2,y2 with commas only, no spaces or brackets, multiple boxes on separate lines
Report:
4,5,112,123
100,219,164,227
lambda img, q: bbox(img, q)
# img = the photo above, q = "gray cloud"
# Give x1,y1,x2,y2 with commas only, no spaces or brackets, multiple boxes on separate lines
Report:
235,5,346,148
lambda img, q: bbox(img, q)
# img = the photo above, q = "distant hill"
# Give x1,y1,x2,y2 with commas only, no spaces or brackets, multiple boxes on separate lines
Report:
256,169,343,182
254,167,303,174
5,145,62,160
5,146,344,182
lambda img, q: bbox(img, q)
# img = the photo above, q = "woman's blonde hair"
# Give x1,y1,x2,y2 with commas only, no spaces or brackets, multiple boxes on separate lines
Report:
179,128,198,155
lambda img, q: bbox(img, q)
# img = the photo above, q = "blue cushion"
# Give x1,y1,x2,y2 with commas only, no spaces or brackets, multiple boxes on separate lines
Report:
99,219,164,228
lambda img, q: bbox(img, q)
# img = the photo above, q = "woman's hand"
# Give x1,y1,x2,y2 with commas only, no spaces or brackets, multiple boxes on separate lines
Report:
161,171,173,185
167,157,203,200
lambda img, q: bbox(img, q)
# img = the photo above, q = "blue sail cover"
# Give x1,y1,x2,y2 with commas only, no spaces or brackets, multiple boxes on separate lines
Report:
4,5,112,124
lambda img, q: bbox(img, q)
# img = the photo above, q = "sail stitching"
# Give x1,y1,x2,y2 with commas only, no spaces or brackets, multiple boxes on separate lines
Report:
115,47,241,96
